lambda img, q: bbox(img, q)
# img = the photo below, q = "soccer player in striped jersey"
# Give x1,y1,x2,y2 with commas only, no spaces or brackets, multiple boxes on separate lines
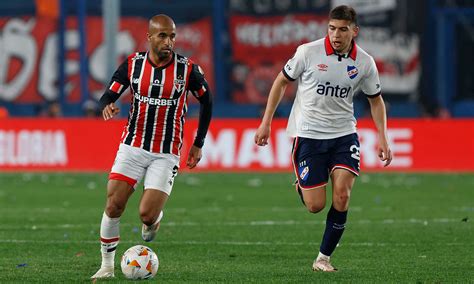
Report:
91,14,212,279
255,5,392,272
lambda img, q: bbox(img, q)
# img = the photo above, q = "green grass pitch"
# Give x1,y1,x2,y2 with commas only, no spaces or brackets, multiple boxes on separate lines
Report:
0,172,473,283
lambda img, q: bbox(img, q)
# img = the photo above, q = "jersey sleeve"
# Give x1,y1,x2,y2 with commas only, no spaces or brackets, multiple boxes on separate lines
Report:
99,56,131,110
188,63,208,99
361,56,382,97
107,57,130,95
282,45,306,81
187,63,213,148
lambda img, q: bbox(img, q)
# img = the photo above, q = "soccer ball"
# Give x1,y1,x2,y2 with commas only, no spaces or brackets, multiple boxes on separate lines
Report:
120,245,159,280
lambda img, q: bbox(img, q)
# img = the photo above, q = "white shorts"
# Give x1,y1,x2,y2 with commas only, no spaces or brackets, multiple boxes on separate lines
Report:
109,143,180,195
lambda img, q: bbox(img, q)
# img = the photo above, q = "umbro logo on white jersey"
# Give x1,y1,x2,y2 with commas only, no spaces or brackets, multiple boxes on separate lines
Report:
317,64,328,71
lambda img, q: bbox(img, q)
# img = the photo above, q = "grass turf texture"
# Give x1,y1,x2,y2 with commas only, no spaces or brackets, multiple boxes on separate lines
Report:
0,173,473,283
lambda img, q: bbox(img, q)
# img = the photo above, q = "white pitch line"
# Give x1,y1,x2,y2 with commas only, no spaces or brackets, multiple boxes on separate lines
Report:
0,206,471,213
0,218,468,230
0,239,470,247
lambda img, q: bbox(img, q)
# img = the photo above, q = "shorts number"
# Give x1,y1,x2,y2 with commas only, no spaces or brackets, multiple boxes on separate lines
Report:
168,165,179,186
350,145,360,161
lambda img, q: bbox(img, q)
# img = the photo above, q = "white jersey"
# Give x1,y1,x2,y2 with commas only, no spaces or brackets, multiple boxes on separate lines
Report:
283,36,381,139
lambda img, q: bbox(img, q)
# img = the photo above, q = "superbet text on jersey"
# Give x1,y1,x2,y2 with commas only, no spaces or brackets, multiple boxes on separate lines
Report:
283,36,382,140
107,52,208,156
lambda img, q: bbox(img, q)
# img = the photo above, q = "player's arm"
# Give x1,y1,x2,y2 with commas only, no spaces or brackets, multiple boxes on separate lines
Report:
254,72,292,146
367,94,392,166
187,64,213,169
363,56,392,166
255,45,305,146
98,58,130,121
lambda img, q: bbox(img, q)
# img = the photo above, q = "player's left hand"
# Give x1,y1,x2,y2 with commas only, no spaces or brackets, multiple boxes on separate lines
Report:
378,139,392,167
186,145,202,169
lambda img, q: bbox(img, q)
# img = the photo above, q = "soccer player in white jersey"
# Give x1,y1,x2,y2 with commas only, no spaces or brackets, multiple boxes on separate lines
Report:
255,5,392,272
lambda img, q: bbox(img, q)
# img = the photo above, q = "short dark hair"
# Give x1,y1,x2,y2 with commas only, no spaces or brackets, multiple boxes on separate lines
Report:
329,5,358,26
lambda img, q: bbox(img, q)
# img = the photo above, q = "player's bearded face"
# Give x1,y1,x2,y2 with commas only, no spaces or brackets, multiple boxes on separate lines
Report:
328,19,358,53
148,28,176,60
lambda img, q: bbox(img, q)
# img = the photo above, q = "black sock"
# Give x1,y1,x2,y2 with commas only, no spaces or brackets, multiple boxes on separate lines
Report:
319,205,347,256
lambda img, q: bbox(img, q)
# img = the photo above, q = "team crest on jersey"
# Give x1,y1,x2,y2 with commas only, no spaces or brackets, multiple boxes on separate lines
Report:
174,76,185,94
347,66,358,79
299,166,309,181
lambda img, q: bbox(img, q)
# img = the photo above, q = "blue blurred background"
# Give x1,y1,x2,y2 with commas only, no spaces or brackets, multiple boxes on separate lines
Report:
0,0,473,119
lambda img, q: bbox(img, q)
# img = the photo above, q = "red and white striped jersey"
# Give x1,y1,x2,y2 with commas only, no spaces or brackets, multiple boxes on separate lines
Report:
107,52,208,155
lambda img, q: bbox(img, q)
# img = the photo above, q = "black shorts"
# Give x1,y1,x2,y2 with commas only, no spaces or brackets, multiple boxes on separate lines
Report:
292,133,360,189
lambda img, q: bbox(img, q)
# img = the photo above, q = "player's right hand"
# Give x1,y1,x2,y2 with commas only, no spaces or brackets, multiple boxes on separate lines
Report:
378,140,393,167
254,124,271,146
102,103,120,121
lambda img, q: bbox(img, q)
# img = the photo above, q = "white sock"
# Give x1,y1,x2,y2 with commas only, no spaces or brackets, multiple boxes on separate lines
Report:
99,212,120,268
147,211,164,227
317,251,330,261
101,251,115,269
155,211,164,224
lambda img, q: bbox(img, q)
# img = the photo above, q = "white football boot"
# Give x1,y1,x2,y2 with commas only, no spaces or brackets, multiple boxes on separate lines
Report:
142,211,163,242
312,256,338,272
90,266,114,279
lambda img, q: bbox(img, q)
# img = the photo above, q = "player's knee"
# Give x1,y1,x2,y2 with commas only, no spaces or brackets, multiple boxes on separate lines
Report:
305,201,325,214
105,202,125,218
333,191,351,209
105,199,126,217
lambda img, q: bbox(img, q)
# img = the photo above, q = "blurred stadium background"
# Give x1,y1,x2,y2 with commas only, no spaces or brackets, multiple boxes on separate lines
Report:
0,0,473,282
1,0,474,119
